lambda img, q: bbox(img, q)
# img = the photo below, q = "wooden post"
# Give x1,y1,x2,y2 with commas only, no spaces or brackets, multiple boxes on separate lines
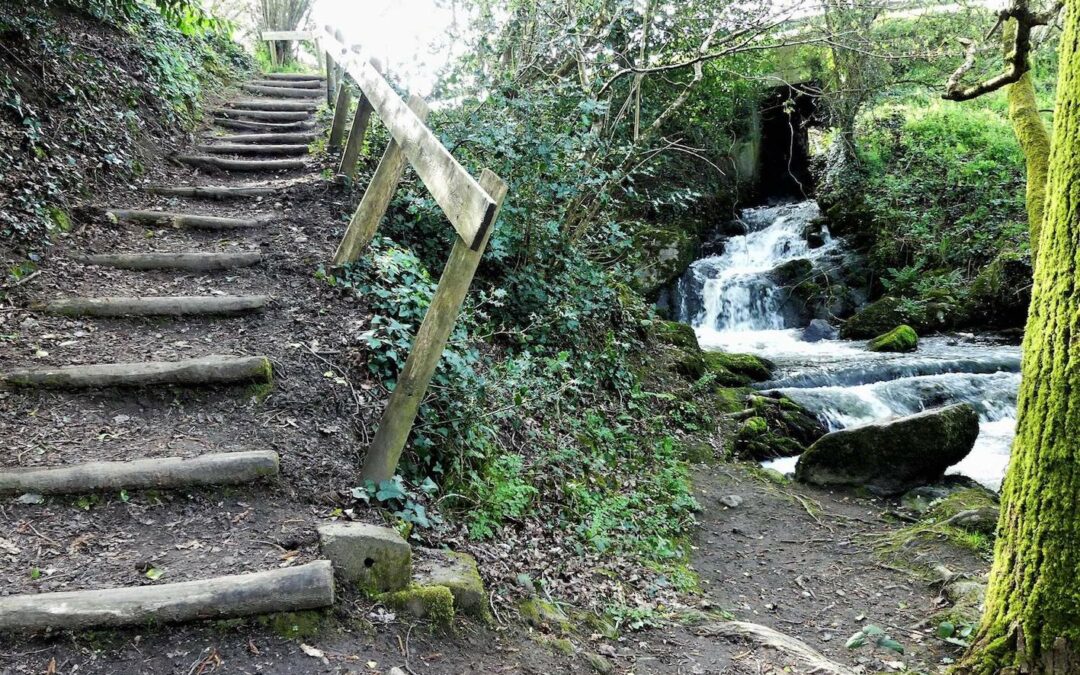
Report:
325,53,335,106
338,95,374,179
331,95,429,265
328,83,353,151
359,169,508,482
269,40,278,67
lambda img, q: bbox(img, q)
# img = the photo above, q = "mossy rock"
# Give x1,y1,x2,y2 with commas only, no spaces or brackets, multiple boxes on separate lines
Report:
926,488,1000,536
967,250,1032,329
795,404,980,496
840,296,913,339
412,548,488,619
732,393,827,461
519,598,571,633
867,324,918,353
715,387,751,414
702,352,774,382
769,258,813,286
682,441,715,463
379,584,455,630
630,222,700,296
257,610,332,639
654,320,700,352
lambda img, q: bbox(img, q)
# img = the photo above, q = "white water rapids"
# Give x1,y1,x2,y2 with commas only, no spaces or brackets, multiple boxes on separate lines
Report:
674,201,1020,489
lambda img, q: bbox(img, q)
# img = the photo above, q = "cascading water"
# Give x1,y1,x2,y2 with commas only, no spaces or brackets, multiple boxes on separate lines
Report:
675,200,1020,489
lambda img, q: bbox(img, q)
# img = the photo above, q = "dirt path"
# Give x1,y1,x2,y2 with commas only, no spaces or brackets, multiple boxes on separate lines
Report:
0,74,986,674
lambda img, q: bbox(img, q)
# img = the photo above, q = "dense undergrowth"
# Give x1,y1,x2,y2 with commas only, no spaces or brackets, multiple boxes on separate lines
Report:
0,0,248,272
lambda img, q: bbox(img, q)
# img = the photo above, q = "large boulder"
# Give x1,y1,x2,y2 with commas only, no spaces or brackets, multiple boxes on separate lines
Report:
802,319,839,343
733,393,828,461
795,404,980,496
867,324,918,353
966,250,1032,329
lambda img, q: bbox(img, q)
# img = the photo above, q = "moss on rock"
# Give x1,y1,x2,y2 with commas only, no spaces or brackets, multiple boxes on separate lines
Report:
519,598,571,633
654,320,700,351
732,393,827,461
257,610,331,639
867,324,918,353
379,584,455,630
702,352,774,383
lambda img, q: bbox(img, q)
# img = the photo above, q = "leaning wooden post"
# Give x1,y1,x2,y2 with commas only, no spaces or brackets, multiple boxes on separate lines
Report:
338,95,374,178
360,169,508,482
325,53,336,106
331,95,429,265
328,83,353,151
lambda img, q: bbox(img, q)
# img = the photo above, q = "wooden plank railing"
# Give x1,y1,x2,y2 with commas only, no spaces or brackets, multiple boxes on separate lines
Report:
259,31,316,68
319,26,509,482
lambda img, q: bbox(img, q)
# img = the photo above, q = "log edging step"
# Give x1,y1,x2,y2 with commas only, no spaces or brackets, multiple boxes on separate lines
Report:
241,84,323,99
247,79,323,90
76,252,263,271
146,185,278,199
195,143,309,157
0,561,334,632
211,132,317,144
105,209,271,229
226,99,318,112
36,295,269,317
214,118,315,133
177,155,306,172
0,451,279,495
261,72,325,82
212,108,312,122
0,354,272,389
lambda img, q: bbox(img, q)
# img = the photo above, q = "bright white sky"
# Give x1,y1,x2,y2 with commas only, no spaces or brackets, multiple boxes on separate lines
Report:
311,0,461,95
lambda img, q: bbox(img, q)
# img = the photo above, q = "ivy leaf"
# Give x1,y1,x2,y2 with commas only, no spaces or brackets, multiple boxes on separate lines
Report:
845,633,867,650
877,637,904,654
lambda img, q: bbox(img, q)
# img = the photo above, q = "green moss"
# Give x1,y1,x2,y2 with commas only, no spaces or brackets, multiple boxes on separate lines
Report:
702,352,774,385
379,585,455,630
257,610,331,639
740,416,768,435
715,387,750,414
536,635,576,656
867,324,918,353
519,598,571,633
46,206,72,232
841,297,914,339
654,320,700,352
682,441,715,463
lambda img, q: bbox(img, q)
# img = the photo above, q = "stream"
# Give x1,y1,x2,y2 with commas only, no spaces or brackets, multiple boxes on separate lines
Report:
673,201,1020,489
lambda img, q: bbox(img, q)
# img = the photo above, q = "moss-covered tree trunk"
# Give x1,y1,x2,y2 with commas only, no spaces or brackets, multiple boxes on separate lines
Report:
1004,20,1052,259
958,3,1080,672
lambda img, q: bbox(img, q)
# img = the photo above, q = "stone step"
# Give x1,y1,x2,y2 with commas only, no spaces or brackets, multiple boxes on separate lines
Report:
225,99,318,112
36,295,268,317
261,72,325,82
195,143,309,157
214,118,315,133
248,78,322,90
0,451,279,495
211,131,317,144
146,185,278,199
0,354,272,389
242,84,322,99
76,251,263,271
105,208,271,229
0,561,334,632
212,108,312,122
177,154,306,173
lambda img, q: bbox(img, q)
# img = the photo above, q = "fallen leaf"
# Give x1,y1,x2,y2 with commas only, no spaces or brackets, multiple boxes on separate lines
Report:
301,644,325,658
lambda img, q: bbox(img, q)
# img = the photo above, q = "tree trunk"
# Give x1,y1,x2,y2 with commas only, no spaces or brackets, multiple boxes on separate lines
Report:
1003,21,1051,261
957,3,1080,672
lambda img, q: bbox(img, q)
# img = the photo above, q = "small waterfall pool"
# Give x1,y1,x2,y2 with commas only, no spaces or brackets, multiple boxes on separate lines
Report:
674,201,1020,490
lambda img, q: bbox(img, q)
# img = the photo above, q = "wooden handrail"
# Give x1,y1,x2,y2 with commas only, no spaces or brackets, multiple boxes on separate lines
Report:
260,30,315,42
320,26,498,251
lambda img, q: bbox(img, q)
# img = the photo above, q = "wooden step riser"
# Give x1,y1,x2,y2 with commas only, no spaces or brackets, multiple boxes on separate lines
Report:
105,209,269,229
225,99,318,112
209,132,317,145
77,252,263,271
213,109,312,122
248,79,322,90
0,355,272,389
37,296,268,317
177,155,306,173
261,73,325,82
214,118,315,133
0,561,334,632
242,84,323,99
0,451,279,495
196,143,309,157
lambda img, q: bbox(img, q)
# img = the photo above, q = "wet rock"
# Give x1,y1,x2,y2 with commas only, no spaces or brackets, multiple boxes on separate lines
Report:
795,404,980,496
867,324,918,353
769,258,813,287
702,351,774,385
802,319,838,342
733,393,827,461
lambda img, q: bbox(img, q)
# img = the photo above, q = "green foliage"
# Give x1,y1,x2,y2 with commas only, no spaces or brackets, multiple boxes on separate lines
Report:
351,475,442,530
846,624,904,654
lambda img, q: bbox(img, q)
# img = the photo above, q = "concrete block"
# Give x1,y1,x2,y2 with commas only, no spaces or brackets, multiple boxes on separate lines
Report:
318,522,411,593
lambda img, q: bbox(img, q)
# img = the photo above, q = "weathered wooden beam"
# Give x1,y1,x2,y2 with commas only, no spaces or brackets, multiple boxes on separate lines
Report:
176,155,306,173
226,99,318,112
36,295,268,317
332,95,429,265
248,79,322,90
103,209,270,229
213,108,312,122
262,72,325,81
212,132,317,145
0,451,279,495
76,252,263,271
360,169,507,482
338,95,374,179
195,143,309,157
242,84,322,99
260,30,316,42
213,118,314,133
328,84,353,151
146,185,278,199
0,355,272,389
323,28,498,250
0,561,333,632
325,53,336,106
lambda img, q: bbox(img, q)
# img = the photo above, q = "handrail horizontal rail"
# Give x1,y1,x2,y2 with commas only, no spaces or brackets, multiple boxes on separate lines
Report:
321,26,497,250
261,30,316,42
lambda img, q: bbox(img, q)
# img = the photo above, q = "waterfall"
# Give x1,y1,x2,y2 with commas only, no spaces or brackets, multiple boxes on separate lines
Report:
674,200,1021,489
